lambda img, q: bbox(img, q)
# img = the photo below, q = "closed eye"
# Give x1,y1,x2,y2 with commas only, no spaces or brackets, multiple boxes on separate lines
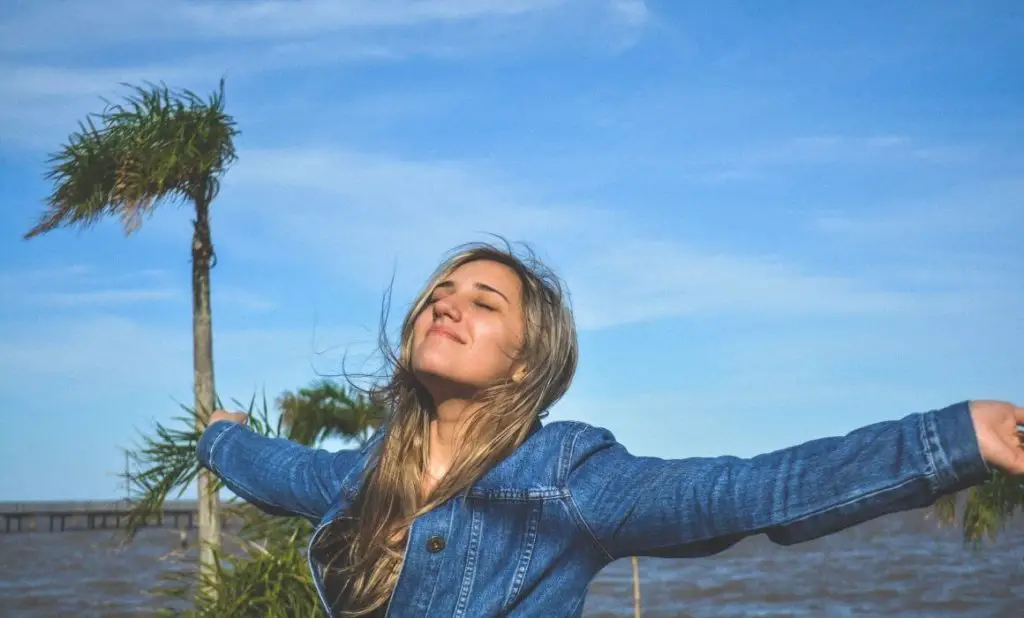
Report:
474,301,496,311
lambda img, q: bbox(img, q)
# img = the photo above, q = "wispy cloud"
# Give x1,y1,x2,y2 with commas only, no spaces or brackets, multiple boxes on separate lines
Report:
0,0,649,150
0,0,566,51
0,264,275,311
811,177,1022,243
218,146,963,330
215,288,278,312
680,134,973,182
0,0,647,57
0,313,370,406
28,287,180,307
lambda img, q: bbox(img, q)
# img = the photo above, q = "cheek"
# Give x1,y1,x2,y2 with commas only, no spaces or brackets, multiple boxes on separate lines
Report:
475,322,519,365
408,314,433,360
412,309,432,339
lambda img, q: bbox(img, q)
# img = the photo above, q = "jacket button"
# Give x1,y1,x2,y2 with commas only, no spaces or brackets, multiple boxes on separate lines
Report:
426,535,445,553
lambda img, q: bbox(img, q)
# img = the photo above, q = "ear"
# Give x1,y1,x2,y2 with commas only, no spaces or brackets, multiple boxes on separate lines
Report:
512,364,528,383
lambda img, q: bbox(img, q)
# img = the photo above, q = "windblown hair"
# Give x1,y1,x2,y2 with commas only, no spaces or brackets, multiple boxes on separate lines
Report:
316,241,579,616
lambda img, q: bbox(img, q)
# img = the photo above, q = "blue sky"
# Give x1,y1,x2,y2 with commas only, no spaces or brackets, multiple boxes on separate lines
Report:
1,1,1021,501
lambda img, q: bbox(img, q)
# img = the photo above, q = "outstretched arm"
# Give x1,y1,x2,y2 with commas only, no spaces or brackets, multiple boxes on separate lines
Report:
197,415,364,522
566,401,1012,561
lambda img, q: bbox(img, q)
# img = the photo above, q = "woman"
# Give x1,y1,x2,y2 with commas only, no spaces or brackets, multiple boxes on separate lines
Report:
199,242,1022,617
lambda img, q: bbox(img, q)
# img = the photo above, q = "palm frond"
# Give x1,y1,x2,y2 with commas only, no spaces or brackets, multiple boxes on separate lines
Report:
931,471,1024,545
25,79,239,239
121,391,275,540
277,379,388,447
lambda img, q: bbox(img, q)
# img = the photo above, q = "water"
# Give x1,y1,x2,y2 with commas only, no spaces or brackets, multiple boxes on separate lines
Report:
1,509,1022,617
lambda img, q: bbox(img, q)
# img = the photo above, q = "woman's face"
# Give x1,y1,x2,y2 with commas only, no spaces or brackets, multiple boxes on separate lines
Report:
411,259,525,398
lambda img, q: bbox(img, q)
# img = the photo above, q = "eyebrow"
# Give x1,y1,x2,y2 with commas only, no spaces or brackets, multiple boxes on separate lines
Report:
435,280,510,304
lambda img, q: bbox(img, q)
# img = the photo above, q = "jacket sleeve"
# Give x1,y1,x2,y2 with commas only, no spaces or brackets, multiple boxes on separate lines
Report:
196,420,364,522
565,401,991,561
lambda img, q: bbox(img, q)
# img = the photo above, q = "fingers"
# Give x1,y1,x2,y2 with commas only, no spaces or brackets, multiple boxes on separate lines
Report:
209,409,248,425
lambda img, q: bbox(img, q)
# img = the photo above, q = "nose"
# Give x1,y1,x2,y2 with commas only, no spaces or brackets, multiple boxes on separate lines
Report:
432,294,463,322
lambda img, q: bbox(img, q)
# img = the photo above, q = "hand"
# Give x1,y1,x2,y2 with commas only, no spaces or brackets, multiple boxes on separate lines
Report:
969,400,1024,474
208,409,248,426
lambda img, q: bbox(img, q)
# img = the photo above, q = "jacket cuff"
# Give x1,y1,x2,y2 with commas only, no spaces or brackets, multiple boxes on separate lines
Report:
923,400,992,492
196,420,245,472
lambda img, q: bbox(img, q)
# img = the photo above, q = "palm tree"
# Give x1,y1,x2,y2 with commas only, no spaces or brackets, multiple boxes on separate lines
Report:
277,379,388,447
24,79,239,584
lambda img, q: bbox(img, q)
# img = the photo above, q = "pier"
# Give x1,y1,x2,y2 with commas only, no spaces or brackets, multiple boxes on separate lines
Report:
0,500,200,534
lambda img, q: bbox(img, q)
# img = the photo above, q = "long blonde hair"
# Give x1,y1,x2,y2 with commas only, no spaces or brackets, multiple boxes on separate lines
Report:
317,241,579,615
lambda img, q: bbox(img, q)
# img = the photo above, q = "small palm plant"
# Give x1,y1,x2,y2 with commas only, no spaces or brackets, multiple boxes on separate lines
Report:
123,379,386,616
933,470,1024,544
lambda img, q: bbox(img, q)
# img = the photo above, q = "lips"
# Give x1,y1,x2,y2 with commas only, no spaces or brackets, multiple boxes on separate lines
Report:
426,324,464,343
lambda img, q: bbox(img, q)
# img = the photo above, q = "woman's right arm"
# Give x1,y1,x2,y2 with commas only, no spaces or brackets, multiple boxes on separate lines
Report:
197,419,363,522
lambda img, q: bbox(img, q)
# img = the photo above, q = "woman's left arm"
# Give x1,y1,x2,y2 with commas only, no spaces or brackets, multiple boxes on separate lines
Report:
565,401,1017,561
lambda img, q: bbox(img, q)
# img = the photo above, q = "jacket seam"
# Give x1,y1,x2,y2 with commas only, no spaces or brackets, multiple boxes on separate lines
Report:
205,422,240,474
562,424,615,563
339,431,386,500
917,411,943,493
422,501,457,615
453,503,484,617
618,472,930,556
503,503,540,608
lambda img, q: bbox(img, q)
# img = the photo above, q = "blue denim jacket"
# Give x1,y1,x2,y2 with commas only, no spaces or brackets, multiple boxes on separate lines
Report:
197,401,990,617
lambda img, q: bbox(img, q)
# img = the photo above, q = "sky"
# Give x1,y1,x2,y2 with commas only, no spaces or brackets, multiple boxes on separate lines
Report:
0,1,1021,501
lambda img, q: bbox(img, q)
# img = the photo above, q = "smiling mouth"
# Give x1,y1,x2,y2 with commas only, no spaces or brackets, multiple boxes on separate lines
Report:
427,326,463,343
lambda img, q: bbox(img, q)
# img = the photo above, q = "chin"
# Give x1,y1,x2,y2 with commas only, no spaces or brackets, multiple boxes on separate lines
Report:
411,350,453,382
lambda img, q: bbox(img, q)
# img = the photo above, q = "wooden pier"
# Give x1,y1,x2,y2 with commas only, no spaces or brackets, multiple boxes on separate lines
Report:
0,500,200,534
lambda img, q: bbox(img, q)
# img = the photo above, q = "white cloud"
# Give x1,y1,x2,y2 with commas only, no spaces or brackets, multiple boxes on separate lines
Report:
0,0,648,150
811,177,1023,243
0,0,645,53
215,287,278,312
183,0,564,38
0,314,371,407
216,146,957,330
680,134,969,182
28,287,181,307
0,264,275,311
563,241,937,329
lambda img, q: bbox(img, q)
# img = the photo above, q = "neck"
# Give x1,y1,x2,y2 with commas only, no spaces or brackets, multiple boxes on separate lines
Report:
427,396,478,475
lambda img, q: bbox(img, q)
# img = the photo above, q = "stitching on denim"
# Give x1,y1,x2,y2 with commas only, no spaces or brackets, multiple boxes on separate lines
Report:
206,423,239,474
563,425,615,563
421,501,457,615
918,412,942,492
453,503,484,617
503,503,541,608
307,521,335,617
568,589,587,616
556,421,587,485
763,474,925,529
339,431,386,500
626,474,928,555
466,488,568,502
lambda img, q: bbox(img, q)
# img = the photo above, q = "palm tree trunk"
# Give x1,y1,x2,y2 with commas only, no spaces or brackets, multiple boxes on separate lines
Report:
192,196,220,586
631,556,641,618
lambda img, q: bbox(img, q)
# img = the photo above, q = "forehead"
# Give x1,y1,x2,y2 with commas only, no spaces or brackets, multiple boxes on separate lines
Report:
445,259,521,290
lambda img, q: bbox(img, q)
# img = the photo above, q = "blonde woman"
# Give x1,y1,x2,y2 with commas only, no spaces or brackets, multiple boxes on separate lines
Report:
199,241,1023,617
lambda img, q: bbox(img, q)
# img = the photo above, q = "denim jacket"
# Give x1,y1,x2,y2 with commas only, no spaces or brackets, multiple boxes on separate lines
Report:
196,401,990,617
